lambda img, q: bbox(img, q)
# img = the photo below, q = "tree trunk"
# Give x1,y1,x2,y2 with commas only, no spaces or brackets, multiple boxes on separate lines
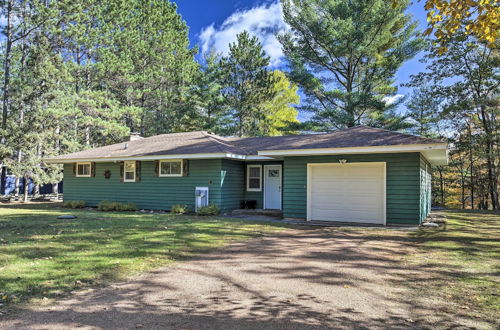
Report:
461,176,465,209
23,175,29,203
140,92,146,136
85,126,90,146
468,125,474,209
238,114,243,137
55,125,60,150
0,163,3,194
478,106,499,210
14,176,20,197
0,1,13,173
52,183,59,199
34,184,40,198
438,167,445,207
1,0,13,134
484,141,499,210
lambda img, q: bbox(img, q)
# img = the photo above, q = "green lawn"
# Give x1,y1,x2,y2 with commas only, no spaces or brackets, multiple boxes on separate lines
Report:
0,202,287,305
408,209,500,322
0,202,498,324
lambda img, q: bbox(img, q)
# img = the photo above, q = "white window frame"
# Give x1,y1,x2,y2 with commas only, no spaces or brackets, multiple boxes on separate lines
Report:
159,159,183,177
124,160,136,182
76,162,92,177
246,164,262,192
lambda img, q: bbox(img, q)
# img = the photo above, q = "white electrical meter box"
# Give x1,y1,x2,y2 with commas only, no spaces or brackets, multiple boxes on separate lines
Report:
195,187,209,211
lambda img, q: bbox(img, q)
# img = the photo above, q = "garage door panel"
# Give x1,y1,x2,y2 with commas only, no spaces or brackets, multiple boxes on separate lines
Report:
311,184,383,195
311,177,382,184
312,199,381,211
311,195,381,207
311,185,381,193
313,208,383,223
308,163,385,224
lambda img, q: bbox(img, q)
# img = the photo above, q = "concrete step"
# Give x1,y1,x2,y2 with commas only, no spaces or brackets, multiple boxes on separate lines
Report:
231,209,283,218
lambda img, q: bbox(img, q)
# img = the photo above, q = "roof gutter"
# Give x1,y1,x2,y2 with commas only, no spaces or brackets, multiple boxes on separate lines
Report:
45,152,242,164
44,143,448,165
44,152,277,164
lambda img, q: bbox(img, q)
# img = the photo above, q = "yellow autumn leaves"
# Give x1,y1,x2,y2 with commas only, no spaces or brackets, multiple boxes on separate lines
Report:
423,0,499,53
391,0,498,53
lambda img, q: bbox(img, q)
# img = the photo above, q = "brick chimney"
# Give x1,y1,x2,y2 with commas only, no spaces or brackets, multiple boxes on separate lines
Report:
129,132,143,141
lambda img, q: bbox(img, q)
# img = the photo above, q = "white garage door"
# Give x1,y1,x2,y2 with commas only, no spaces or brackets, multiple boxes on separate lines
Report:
307,163,386,224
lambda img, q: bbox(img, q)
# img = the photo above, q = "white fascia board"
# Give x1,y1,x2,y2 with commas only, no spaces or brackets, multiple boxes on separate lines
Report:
421,148,449,166
44,143,449,165
244,155,280,161
258,143,448,165
44,152,246,164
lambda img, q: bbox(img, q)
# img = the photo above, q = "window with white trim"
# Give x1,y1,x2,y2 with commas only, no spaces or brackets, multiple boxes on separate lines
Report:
76,162,91,177
124,161,136,182
246,165,262,191
159,160,183,177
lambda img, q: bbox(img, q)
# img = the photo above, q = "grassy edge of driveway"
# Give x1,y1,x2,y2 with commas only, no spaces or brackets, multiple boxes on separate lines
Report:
406,210,499,324
0,202,289,308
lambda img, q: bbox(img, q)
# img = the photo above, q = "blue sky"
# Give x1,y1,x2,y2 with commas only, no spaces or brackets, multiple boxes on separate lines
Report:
174,0,429,119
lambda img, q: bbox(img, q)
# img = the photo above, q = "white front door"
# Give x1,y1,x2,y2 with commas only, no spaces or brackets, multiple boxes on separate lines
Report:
264,165,282,210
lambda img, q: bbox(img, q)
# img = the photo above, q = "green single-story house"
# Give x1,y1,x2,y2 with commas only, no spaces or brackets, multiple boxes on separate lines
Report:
46,126,448,225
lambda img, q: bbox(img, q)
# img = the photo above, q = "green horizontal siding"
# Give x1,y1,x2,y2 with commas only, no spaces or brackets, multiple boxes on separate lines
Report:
220,160,245,212
419,154,432,222
63,160,222,211
282,153,422,225
64,152,424,223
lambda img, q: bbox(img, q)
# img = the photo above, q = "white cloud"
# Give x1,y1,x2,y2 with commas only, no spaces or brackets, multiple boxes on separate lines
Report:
0,15,7,28
383,94,405,105
198,1,288,67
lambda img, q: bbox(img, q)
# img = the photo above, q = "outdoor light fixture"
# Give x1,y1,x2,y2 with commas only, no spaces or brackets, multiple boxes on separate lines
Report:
339,159,347,164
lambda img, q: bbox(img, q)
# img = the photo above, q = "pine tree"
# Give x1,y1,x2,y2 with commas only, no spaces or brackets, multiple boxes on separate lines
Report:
279,0,423,130
220,31,276,137
406,85,443,136
195,52,227,133
91,0,199,136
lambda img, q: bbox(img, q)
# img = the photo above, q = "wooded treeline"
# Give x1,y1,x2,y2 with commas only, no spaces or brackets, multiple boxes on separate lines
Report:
0,0,299,199
406,33,499,210
0,0,498,209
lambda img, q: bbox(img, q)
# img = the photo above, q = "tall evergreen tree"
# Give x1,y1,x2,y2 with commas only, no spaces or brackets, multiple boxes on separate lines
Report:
406,85,444,136
0,0,49,182
279,0,423,130
220,31,276,137
0,0,199,199
92,0,199,136
195,52,226,132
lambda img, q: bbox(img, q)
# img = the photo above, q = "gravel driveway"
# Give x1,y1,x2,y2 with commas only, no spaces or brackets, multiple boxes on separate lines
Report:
0,227,476,329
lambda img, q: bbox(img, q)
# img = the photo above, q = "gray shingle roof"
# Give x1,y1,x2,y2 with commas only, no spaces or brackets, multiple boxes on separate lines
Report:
50,131,239,160
230,126,443,155
47,126,444,161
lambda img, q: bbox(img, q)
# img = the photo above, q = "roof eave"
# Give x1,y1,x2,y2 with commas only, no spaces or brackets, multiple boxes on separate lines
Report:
44,152,247,164
45,143,449,166
257,143,449,166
